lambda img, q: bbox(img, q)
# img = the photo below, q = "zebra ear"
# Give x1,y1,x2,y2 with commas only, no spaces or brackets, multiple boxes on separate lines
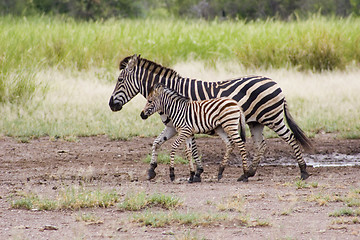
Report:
127,54,139,70
153,83,165,93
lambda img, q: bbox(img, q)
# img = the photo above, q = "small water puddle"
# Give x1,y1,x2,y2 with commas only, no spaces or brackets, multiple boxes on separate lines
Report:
260,153,360,167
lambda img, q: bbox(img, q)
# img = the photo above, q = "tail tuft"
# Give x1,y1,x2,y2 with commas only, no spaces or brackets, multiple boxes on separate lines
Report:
284,100,313,151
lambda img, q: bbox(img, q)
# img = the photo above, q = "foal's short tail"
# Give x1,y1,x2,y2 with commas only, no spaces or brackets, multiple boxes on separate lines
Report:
284,100,313,151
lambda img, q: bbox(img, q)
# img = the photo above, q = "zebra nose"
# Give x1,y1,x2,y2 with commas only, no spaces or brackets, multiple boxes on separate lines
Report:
109,96,114,106
140,111,148,120
109,96,122,112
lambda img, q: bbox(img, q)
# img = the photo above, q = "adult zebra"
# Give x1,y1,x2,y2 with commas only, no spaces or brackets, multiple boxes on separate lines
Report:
140,83,249,182
109,54,313,181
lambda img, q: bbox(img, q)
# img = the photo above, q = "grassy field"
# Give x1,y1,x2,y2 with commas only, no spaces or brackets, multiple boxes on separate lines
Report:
0,16,360,139
0,65,359,140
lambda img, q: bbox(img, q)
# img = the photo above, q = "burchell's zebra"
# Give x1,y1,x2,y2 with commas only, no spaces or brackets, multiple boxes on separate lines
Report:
109,54,313,181
140,83,249,182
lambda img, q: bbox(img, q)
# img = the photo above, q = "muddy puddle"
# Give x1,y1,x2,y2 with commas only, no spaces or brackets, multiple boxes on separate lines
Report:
260,153,360,167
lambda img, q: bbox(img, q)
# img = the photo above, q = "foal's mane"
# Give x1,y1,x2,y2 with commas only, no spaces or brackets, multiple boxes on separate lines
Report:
149,83,190,102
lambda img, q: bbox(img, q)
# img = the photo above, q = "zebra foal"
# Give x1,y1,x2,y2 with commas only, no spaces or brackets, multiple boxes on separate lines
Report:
140,83,250,182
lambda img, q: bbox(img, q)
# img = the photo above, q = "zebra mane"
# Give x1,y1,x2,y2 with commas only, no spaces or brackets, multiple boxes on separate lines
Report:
120,55,181,78
150,83,189,102
119,56,132,70
139,57,180,77
162,86,190,102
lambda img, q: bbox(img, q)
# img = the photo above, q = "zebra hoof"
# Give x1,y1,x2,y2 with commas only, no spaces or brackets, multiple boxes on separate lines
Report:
188,171,195,183
193,175,201,182
237,174,249,182
301,171,310,180
169,167,175,182
217,166,225,181
147,168,156,180
247,167,256,178
170,175,175,181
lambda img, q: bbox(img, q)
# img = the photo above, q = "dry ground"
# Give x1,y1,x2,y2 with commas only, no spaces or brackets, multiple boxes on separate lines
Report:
0,134,360,240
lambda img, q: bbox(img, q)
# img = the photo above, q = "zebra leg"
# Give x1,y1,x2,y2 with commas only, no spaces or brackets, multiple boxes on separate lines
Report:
222,127,251,182
235,137,251,182
169,132,188,182
185,138,196,183
215,127,235,181
148,126,177,180
267,121,309,180
190,137,203,182
247,123,267,177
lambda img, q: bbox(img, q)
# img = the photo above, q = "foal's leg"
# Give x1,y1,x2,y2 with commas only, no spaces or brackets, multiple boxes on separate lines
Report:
215,127,235,180
169,131,189,181
221,126,250,182
185,138,196,183
190,137,203,182
148,126,177,180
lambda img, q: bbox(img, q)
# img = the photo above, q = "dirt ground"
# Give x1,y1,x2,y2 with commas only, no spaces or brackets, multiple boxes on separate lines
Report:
0,134,360,240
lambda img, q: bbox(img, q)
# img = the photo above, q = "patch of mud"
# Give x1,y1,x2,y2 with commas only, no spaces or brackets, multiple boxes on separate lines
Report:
262,153,360,167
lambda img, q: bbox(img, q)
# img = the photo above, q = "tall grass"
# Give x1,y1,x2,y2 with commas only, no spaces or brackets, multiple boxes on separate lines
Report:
1,15,359,74
1,16,360,139
1,66,359,139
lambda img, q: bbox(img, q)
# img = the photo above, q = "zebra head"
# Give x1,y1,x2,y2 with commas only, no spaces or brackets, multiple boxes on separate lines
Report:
109,54,140,112
140,83,164,120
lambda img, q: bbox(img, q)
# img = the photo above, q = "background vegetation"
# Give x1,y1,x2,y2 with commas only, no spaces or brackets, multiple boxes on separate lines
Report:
0,1,359,139
2,0,360,20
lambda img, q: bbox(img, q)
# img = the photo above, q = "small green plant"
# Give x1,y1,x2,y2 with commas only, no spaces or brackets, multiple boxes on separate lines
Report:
217,194,245,213
294,180,318,189
143,152,188,165
306,193,332,206
329,208,360,217
118,192,182,211
295,179,309,189
342,189,360,207
280,208,293,216
250,218,271,227
75,212,103,224
175,231,206,240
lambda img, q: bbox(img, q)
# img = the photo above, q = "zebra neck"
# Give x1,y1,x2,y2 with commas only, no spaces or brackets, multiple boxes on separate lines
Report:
161,92,189,120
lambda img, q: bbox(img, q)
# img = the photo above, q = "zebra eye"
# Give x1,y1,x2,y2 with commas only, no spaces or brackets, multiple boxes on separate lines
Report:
148,100,153,104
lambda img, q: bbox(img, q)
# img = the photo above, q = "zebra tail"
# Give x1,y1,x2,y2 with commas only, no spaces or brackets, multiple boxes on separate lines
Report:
283,100,313,151
239,111,246,143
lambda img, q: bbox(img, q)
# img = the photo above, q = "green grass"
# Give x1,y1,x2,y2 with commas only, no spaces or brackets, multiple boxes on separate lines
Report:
75,212,103,224
1,67,360,139
1,15,359,74
329,208,360,217
118,191,182,211
131,210,229,227
11,187,120,210
1,16,360,139
217,194,245,213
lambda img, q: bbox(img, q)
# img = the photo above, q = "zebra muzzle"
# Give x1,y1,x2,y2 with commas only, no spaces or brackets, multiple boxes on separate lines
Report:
140,111,148,120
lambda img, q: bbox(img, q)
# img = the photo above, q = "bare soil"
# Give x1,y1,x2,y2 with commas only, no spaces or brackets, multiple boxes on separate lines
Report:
1,134,360,240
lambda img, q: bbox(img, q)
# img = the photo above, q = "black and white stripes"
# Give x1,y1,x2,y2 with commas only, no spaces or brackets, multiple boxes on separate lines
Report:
109,54,313,181
140,84,249,182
